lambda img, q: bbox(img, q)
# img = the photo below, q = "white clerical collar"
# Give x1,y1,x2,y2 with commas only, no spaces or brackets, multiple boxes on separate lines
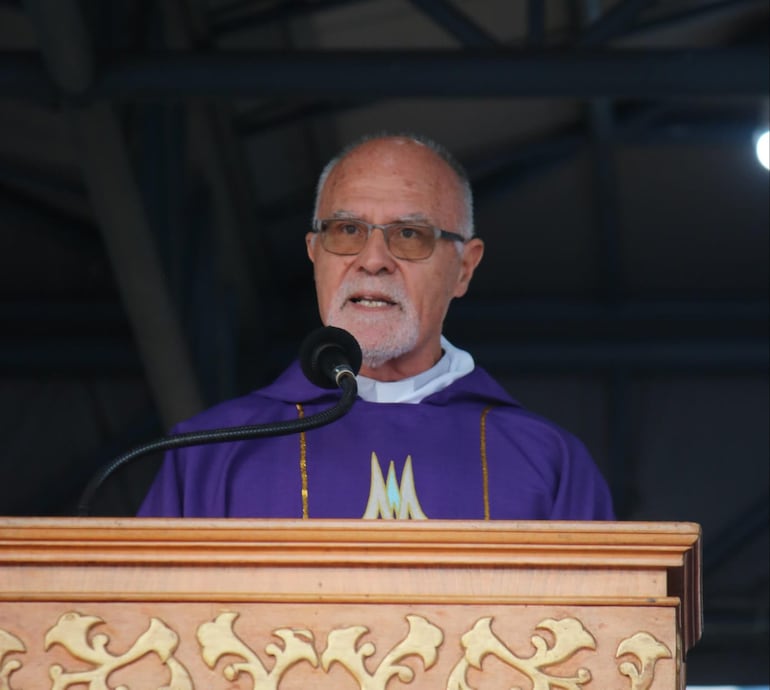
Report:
356,336,474,404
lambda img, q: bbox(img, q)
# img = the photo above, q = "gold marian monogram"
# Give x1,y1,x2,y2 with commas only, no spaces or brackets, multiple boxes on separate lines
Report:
362,452,428,519
0,613,672,690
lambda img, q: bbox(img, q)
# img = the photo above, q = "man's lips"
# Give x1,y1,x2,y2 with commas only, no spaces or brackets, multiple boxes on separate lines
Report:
347,294,398,308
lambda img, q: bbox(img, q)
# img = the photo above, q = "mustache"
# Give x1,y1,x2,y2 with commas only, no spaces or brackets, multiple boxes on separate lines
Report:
335,277,408,307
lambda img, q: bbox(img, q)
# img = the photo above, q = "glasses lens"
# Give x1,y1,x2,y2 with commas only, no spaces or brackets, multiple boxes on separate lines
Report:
318,220,438,259
387,224,435,260
321,219,367,255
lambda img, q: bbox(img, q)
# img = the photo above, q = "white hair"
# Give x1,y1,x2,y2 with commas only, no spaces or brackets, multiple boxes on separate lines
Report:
312,132,475,240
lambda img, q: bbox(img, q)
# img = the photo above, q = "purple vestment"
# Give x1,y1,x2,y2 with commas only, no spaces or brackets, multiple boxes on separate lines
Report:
138,362,615,520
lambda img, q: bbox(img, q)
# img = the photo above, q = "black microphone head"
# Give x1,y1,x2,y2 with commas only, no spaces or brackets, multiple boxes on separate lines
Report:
299,326,363,389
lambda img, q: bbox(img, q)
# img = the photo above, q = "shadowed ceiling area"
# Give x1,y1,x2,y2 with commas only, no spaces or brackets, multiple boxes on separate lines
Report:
0,0,767,683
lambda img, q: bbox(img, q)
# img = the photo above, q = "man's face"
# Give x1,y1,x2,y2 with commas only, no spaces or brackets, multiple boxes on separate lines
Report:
306,138,484,380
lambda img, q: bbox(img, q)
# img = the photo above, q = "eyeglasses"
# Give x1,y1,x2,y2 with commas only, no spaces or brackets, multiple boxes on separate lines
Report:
312,218,466,261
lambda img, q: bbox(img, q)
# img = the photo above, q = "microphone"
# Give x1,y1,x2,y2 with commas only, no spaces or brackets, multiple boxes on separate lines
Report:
299,325,362,389
76,327,362,516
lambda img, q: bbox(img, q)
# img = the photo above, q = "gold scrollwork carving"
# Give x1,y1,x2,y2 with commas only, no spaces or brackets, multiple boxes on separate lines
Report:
197,612,442,689
0,628,25,690
3,609,679,689
197,611,318,689
44,611,193,690
321,614,444,690
447,616,596,690
616,631,672,690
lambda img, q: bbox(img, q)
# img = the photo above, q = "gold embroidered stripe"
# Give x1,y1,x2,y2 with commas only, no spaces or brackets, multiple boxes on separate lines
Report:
480,406,493,520
296,403,309,519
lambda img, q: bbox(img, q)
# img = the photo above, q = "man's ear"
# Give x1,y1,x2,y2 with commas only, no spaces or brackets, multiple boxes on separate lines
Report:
453,237,484,298
306,232,317,263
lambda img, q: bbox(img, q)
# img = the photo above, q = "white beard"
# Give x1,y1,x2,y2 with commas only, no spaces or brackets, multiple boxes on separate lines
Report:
324,278,419,369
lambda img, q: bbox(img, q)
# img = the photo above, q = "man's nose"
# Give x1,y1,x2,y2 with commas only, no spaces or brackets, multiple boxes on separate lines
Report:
354,226,396,274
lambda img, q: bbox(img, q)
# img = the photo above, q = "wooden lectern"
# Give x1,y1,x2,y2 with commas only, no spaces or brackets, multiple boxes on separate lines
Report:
0,518,700,689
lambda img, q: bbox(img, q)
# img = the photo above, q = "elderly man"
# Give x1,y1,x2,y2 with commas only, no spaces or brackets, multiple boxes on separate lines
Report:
138,134,614,520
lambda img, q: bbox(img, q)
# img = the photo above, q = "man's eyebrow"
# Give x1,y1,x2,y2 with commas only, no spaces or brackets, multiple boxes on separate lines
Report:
327,210,435,224
396,212,432,224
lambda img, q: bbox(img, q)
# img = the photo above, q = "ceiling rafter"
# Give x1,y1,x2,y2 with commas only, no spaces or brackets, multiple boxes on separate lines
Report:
1,47,766,101
576,0,653,46
209,0,362,37
406,0,498,47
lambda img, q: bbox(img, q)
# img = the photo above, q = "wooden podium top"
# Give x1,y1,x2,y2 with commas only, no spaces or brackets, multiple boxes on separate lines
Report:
0,516,700,565
0,518,702,636
0,518,701,651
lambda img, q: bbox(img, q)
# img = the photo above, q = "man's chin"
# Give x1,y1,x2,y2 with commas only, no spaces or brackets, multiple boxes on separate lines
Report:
331,329,406,366
328,316,391,345
327,313,418,362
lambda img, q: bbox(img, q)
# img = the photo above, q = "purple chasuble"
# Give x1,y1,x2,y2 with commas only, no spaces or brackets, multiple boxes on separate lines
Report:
137,362,615,520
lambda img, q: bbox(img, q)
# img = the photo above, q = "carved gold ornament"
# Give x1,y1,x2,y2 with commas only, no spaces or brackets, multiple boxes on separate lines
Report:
447,616,596,690
1,610,677,689
0,628,25,690
616,631,672,690
197,611,318,688
44,611,193,690
321,614,444,689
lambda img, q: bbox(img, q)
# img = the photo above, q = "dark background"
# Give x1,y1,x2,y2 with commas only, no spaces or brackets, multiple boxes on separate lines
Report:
0,1,767,684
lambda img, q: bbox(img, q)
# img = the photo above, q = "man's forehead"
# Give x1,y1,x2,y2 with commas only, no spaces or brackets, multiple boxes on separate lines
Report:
317,137,465,228
338,137,437,167
324,144,458,196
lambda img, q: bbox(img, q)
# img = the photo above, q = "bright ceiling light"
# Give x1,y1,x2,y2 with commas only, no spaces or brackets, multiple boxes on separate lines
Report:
755,97,769,171
756,130,769,170
756,130,770,170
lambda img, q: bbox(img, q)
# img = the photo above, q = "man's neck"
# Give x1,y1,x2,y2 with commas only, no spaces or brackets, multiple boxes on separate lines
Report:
358,343,443,382
355,336,475,404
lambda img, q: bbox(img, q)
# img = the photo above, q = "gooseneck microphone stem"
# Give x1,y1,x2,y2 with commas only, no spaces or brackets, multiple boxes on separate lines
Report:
76,372,357,516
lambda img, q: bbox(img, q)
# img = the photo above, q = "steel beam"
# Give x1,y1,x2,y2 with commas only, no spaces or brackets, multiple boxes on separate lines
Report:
0,340,141,372
461,339,769,372
445,299,770,372
631,0,767,38
209,0,361,37
581,1,625,301
577,0,653,46
1,48,767,100
84,48,770,99
527,0,546,46
407,0,498,47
